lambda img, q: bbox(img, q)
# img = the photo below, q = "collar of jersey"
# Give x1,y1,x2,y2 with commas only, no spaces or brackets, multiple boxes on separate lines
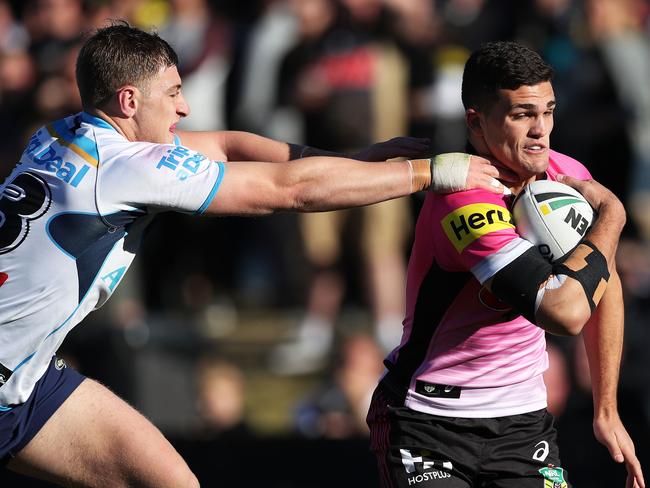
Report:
80,111,117,132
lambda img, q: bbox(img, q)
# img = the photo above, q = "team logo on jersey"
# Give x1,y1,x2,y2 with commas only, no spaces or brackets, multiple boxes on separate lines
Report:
442,203,514,253
539,466,567,488
156,145,207,182
478,286,511,312
0,272,7,287
415,380,461,398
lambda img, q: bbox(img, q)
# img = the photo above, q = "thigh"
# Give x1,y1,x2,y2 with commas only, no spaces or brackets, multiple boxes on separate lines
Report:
367,387,476,488
7,378,198,488
482,410,571,488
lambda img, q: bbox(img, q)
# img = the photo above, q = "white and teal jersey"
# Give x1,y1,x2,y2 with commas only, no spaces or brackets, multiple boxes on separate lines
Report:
0,112,225,407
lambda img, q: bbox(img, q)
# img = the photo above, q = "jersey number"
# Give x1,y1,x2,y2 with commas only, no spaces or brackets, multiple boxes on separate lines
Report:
0,172,52,254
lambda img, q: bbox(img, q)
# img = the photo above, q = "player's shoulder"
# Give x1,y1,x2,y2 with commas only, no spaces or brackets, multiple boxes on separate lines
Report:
547,149,592,180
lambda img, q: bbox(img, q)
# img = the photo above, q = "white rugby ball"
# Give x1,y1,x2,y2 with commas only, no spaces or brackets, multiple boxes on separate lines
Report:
513,179,594,262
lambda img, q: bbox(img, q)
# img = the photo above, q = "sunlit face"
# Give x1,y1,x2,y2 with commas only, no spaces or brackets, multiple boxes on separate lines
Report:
133,65,189,144
471,81,555,181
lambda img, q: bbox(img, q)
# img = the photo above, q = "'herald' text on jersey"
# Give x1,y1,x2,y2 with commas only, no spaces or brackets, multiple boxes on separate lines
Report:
442,203,515,253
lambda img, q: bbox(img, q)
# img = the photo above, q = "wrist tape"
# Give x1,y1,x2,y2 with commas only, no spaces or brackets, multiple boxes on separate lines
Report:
431,153,471,193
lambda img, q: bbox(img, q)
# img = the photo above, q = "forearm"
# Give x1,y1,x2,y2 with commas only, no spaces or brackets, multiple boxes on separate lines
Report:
280,157,423,211
207,157,426,216
583,204,626,268
582,268,624,416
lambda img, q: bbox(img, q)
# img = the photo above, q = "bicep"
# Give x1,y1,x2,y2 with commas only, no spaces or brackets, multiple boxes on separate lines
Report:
176,130,228,160
204,161,294,216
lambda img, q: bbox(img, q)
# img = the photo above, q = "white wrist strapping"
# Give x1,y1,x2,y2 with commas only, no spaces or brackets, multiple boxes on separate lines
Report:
431,153,471,193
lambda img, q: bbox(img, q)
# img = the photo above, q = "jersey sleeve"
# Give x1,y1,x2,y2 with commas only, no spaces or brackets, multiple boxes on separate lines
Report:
101,141,225,215
432,190,534,284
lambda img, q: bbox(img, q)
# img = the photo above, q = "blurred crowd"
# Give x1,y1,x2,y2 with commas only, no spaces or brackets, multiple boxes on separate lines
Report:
1,0,649,482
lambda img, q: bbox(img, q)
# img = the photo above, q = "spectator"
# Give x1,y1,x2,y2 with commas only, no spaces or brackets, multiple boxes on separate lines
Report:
269,0,415,374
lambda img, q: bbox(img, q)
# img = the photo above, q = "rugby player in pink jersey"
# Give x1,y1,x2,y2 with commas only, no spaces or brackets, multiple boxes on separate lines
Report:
367,41,645,488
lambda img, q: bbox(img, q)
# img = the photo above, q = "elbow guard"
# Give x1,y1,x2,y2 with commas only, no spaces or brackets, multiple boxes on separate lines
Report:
552,240,610,312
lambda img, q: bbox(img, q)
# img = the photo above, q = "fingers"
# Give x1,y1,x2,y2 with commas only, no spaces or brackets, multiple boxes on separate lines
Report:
622,443,645,488
465,172,507,194
597,420,646,488
556,173,590,191
556,173,609,210
466,156,509,194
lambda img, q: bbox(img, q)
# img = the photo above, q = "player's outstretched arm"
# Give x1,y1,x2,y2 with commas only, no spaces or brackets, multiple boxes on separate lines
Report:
583,269,646,488
205,156,421,216
178,130,511,194
204,153,514,216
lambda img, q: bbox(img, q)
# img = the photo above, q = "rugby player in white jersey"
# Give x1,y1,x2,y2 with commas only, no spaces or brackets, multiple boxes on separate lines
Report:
0,22,513,487
367,41,645,488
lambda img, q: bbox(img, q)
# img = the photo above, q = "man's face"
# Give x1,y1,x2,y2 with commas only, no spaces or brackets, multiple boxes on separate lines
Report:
471,81,555,180
133,65,189,144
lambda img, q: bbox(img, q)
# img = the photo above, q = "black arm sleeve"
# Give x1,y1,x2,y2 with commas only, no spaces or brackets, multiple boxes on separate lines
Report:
490,246,553,323
287,143,343,161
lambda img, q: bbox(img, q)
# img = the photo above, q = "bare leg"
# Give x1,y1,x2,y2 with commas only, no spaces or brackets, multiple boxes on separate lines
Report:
7,378,199,488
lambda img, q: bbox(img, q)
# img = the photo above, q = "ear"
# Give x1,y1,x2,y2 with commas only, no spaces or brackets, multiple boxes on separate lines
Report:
465,108,483,137
115,86,139,118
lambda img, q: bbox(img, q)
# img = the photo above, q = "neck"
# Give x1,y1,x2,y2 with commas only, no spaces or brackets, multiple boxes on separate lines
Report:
87,107,135,142
465,137,540,196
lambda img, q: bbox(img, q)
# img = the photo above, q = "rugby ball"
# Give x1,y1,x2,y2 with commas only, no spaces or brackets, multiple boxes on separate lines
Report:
512,179,594,262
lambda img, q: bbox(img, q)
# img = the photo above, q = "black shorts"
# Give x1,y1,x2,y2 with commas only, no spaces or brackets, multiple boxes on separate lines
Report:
367,383,571,488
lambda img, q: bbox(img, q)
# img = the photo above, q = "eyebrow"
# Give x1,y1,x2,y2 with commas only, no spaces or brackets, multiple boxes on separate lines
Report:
511,100,556,110
166,84,182,93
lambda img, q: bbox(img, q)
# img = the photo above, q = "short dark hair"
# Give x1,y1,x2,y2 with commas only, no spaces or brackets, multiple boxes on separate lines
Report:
76,21,178,109
461,41,554,111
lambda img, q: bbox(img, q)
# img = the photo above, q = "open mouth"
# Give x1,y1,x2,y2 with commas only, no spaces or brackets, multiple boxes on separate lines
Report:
525,143,546,151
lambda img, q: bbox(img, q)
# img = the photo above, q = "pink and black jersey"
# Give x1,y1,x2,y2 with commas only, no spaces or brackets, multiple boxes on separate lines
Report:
382,150,592,418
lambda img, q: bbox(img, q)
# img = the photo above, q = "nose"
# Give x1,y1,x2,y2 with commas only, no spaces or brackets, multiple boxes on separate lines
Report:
529,115,549,138
177,93,190,118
